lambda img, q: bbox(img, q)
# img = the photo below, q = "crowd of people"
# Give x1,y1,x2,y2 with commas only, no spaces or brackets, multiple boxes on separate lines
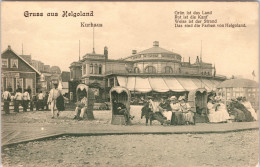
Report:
140,94,258,126
2,88,49,114
141,95,195,126
227,96,258,122
2,83,65,119
2,85,258,125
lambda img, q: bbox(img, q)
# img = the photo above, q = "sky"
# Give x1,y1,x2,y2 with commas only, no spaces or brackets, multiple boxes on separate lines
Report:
1,2,259,81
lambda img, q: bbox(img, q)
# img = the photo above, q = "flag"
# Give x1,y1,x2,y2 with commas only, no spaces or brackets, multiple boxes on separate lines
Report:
252,70,256,77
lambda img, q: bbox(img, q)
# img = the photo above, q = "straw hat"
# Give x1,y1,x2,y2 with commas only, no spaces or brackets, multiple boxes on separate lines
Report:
170,96,177,101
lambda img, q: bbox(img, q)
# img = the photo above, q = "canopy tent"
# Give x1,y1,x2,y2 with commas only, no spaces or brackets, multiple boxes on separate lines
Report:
116,76,222,93
148,77,169,92
190,78,210,91
176,78,198,91
163,77,186,92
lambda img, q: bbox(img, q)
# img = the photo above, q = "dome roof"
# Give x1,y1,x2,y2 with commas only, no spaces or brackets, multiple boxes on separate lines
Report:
217,78,258,88
138,46,178,55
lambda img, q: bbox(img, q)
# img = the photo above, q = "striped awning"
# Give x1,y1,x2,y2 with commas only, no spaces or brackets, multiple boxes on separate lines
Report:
117,76,222,93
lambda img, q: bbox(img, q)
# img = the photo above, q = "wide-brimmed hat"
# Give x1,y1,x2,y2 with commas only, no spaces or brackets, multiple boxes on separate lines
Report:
208,95,214,100
170,96,177,101
215,96,222,101
231,97,237,101
161,96,168,99
178,96,185,101
147,96,153,99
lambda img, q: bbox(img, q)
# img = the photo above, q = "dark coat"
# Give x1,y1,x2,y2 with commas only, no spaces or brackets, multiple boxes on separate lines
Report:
56,95,65,111
229,101,253,122
141,103,153,119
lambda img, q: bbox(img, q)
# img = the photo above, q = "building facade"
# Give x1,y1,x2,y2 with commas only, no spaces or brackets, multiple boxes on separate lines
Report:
69,41,226,102
216,78,259,109
1,46,41,95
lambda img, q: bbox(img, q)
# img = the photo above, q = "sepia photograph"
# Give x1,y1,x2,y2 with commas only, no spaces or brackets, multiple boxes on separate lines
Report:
1,1,259,167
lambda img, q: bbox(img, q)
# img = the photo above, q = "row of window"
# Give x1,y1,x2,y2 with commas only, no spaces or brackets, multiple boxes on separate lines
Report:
131,54,180,60
219,88,259,92
1,77,33,93
1,58,18,68
201,71,211,75
82,64,103,75
219,92,257,99
133,66,176,74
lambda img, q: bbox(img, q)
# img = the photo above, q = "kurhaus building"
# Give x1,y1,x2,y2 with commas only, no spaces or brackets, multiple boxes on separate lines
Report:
69,41,226,102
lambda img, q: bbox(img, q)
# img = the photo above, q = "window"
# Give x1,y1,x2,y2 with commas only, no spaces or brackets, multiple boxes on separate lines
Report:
164,66,173,74
99,64,102,74
227,88,231,92
208,72,210,75
134,67,140,73
25,78,33,90
10,59,18,68
94,64,98,74
233,87,239,91
83,64,86,75
90,64,93,74
1,59,8,68
6,78,14,92
70,70,73,79
16,78,23,91
226,93,231,99
145,66,156,73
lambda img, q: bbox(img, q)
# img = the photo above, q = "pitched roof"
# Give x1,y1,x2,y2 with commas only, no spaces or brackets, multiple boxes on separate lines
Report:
217,78,258,88
1,46,41,75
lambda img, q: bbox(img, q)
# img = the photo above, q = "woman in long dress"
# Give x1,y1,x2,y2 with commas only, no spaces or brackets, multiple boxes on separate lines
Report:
241,97,257,121
170,96,184,125
214,96,230,122
207,95,220,123
178,96,195,125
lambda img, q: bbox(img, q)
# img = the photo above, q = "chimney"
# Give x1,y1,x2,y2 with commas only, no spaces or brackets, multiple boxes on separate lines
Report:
189,57,190,64
104,46,108,59
8,45,11,50
196,56,199,63
153,41,159,47
132,50,137,54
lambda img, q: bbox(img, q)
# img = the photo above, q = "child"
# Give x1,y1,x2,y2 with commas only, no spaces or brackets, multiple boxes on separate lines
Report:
141,101,154,125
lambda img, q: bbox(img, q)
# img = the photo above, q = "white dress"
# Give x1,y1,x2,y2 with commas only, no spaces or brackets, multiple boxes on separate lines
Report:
216,103,230,122
242,101,257,120
207,102,230,123
207,102,219,123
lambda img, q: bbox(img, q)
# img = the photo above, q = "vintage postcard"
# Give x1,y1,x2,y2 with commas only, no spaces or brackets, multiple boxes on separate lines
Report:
1,1,259,167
